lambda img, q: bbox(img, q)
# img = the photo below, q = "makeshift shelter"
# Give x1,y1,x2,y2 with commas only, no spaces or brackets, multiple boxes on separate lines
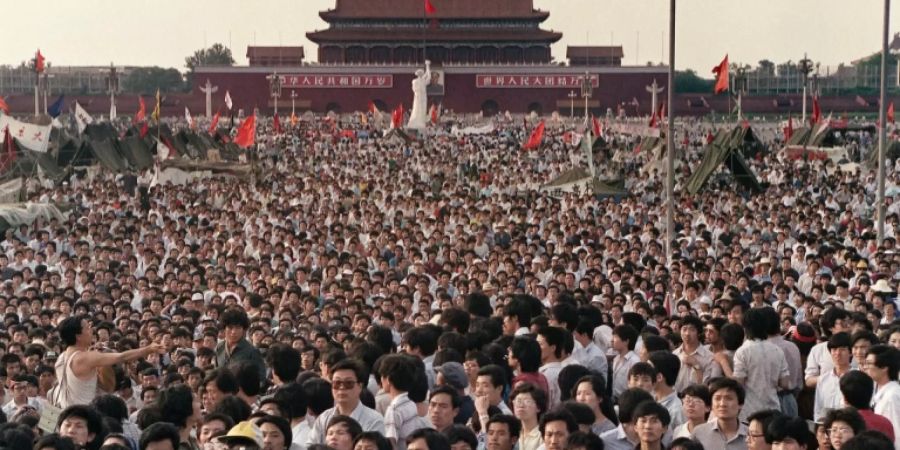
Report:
683,127,762,195
0,203,69,233
87,139,131,172
118,136,154,170
541,167,628,199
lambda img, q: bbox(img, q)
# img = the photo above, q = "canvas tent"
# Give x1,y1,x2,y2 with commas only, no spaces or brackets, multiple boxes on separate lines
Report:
0,203,69,233
541,167,628,198
118,136,154,170
683,127,762,195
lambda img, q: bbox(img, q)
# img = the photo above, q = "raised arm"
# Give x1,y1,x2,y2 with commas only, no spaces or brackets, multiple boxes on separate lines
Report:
73,343,164,375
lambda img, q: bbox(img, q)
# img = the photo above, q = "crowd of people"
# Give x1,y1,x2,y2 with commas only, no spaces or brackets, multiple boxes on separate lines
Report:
0,109,897,450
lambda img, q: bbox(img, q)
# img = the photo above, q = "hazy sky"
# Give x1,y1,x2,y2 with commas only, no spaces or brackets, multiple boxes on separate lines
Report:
1,0,896,75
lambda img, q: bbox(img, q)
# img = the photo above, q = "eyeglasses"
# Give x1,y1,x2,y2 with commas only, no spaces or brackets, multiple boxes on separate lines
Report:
513,398,535,407
829,426,853,435
332,380,358,390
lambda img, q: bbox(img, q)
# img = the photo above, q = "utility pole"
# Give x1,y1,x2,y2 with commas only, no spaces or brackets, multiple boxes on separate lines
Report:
665,0,676,267
799,54,813,124
266,71,283,118
877,0,891,244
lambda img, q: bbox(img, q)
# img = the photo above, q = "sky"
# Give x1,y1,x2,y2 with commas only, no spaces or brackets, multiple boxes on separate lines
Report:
0,0,896,75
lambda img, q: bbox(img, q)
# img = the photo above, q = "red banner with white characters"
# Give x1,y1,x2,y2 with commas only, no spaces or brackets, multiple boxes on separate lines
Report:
278,74,393,88
476,74,599,88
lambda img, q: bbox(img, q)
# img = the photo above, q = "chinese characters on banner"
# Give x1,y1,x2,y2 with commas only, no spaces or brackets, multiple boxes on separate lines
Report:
278,75,394,88
476,74,599,88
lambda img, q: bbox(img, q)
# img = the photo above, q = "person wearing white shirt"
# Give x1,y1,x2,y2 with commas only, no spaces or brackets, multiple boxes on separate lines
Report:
537,327,568,409
866,345,900,449
805,308,851,388
813,333,854,422
572,321,608,380
307,360,385,446
610,324,641,401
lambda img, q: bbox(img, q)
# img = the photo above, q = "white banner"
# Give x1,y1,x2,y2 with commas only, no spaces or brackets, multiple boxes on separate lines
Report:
74,101,94,133
609,122,661,138
0,115,51,152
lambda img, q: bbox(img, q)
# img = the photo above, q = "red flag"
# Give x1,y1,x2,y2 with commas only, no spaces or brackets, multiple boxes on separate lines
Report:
430,104,439,124
811,95,821,126
632,142,642,154
35,50,45,74
0,97,8,114
1,126,17,172
425,0,437,14
648,112,657,128
889,102,895,124
208,111,221,134
273,114,282,134
784,116,794,140
134,96,146,123
712,55,729,94
234,114,256,148
368,101,377,113
523,120,545,150
391,104,404,129
591,115,602,137
140,121,149,138
706,131,715,144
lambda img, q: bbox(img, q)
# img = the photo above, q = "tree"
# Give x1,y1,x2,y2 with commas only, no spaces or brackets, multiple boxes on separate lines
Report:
757,59,776,76
185,43,235,87
674,69,714,93
122,67,185,94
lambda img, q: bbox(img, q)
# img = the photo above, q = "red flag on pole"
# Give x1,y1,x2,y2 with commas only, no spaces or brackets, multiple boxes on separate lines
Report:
889,102,895,124
1,127,17,172
35,50,45,74
784,116,794,140
134,96,146,123
706,131,715,144
234,114,256,148
273,114,282,134
425,0,437,14
712,55,729,94
811,95,821,126
140,121,149,138
591,115,602,137
208,111,220,134
391,104,404,129
523,120,545,150
430,104,439,124
0,97,8,114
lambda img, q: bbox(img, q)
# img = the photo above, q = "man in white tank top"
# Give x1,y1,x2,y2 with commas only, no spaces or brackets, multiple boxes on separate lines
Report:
53,316,164,408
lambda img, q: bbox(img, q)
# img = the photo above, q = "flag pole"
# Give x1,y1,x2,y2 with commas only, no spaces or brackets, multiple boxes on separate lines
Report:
877,0,890,245
665,0,676,267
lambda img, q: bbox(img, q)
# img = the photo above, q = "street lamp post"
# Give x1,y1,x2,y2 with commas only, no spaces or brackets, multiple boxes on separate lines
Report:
291,90,298,117
41,70,54,116
106,63,119,121
798,54,813,124
568,91,577,118
581,71,593,121
266,72,283,118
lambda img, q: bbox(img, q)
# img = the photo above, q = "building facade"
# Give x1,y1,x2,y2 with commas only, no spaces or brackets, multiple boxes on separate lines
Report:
306,0,561,65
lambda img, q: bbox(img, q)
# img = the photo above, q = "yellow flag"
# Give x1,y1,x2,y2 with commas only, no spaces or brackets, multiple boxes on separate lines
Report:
151,89,161,122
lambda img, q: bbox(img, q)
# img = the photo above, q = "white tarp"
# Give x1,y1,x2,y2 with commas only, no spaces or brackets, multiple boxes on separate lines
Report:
451,123,495,136
0,116,51,152
0,202,67,228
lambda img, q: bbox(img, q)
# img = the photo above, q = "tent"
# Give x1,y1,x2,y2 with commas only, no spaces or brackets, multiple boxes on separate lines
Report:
87,139,131,172
118,136,154,170
683,127,762,195
0,203,69,233
541,167,629,199
0,147,65,184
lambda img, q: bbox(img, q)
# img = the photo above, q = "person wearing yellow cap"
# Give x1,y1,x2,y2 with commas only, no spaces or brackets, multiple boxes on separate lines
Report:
214,421,263,450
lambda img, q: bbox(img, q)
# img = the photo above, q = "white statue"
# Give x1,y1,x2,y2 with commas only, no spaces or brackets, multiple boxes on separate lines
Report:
407,60,431,130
